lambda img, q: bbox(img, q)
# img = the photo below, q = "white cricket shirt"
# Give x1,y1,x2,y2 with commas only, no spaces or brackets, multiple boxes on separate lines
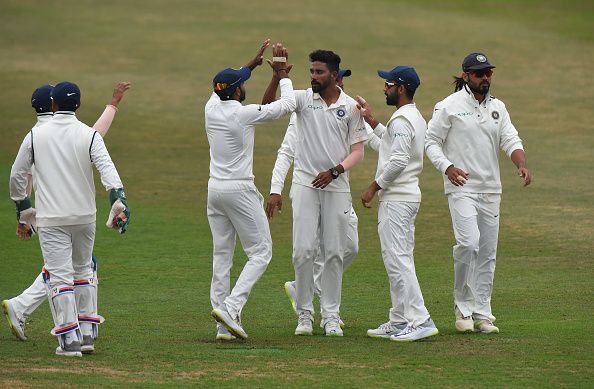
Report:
205,78,295,190
292,88,368,192
425,85,524,194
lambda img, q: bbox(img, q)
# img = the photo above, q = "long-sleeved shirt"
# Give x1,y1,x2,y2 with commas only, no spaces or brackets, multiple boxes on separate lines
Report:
205,78,295,188
10,111,123,227
372,103,427,202
270,115,377,195
425,85,524,194
292,88,368,192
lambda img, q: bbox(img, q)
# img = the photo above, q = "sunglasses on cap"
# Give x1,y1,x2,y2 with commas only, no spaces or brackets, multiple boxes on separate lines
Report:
384,81,400,88
468,69,493,78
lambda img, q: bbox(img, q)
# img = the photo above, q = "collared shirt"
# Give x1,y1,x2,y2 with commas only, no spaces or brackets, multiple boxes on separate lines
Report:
205,78,295,188
292,88,368,192
425,85,524,194
10,112,123,227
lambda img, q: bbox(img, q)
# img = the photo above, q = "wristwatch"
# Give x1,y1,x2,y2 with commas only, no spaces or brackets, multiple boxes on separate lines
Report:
329,167,341,179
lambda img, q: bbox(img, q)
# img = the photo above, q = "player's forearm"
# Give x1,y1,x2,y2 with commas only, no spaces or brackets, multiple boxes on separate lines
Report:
270,152,293,195
92,105,117,137
511,149,527,169
10,138,33,201
340,142,364,171
262,74,280,105
377,154,409,188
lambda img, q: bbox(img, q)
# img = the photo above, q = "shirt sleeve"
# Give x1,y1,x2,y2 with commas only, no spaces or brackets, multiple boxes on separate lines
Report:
9,133,33,201
90,133,123,191
238,78,296,126
348,104,369,145
373,122,387,138
498,102,524,156
425,102,454,174
92,105,117,137
376,117,414,188
270,115,297,195
364,122,381,152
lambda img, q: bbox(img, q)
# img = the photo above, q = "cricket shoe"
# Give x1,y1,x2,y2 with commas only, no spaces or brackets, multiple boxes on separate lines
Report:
212,307,248,339
81,335,95,354
390,318,439,342
284,281,297,315
216,323,236,341
455,307,474,333
294,312,313,336
474,319,499,334
319,317,345,329
366,321,407,339
55,340,82,357
2,300,27,341
324,318,343,337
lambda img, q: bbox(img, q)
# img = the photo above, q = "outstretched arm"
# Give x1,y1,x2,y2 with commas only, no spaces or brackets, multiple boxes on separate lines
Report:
93,82,131,137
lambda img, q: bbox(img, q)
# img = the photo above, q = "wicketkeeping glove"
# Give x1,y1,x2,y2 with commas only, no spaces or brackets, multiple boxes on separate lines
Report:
15,197,36,236
108,188,130,234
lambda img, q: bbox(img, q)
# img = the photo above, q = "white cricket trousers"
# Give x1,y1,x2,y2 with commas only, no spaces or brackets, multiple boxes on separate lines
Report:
448,193,500,321
291,184,351,320
38,223,96,333
207,184,272,318
9,273,46,320
378,201,430,327
311,208,359,296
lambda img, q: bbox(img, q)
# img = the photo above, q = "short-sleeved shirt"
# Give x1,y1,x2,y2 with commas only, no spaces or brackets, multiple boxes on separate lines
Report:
292,88,367,192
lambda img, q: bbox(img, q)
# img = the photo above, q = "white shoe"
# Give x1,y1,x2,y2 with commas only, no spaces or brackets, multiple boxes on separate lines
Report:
2,300,26,341
474,319,499,334
455,307,474,333
320,317,345,329
295,312,313,336
367,321,407,339
284,281,297,315
324,318,343,337
216,323,236,340
211,307,248,339
390,318,439,342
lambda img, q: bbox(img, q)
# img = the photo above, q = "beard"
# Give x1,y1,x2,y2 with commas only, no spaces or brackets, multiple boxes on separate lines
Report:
385,91,399,106
311,79,329,93
239,88,246,102
468,80,490,96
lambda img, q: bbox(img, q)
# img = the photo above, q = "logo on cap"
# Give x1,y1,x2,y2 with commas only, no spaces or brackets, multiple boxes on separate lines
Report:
477,55,487,63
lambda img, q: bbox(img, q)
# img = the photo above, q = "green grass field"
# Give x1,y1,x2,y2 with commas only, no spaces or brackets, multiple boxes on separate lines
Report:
1,0,593,386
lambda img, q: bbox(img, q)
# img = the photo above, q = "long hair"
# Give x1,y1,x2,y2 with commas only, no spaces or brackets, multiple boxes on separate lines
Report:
453,73,465,92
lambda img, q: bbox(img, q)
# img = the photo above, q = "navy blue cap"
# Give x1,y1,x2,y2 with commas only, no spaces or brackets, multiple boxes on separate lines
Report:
377,66,421,92
31,84,54,113
337,68,351,79
462,52,495,72
51,81,81,108
213,67,251,99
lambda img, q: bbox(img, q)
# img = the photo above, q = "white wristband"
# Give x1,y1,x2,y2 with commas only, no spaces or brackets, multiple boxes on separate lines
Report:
272,57,287,63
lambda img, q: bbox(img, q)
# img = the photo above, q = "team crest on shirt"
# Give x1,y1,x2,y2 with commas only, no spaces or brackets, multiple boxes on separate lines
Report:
491,111,500,120
336,108,346,118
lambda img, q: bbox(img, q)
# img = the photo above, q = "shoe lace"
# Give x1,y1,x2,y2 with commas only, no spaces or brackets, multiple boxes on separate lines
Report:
298,312,312,325
378,322,394,332
325,318,340,331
